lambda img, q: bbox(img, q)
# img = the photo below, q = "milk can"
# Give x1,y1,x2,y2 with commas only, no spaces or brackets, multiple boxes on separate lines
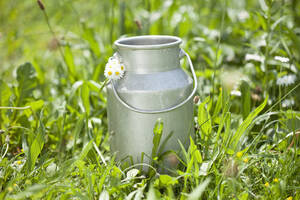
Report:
106,35,197,170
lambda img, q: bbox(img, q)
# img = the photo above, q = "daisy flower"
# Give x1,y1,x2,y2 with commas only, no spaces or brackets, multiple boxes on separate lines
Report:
104,66,115,80
112,67,124,80
104,56,126,80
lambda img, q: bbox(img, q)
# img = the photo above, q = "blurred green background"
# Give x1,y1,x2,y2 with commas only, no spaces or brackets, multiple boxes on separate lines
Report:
1,0,299,83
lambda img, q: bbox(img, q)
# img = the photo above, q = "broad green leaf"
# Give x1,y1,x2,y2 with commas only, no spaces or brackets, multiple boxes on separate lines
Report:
238,192,249,200
24,100,44,117
28,118,45,172
241,81,251,119
189,137,202,163
81,81,90,116
0,80,11,106
232,95,268,150
111,166,122,178
159,175,178,186
16,62,38,104
198,97,212,136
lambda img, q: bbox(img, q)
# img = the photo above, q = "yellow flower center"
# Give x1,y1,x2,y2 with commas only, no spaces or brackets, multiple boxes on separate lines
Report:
121,65,124,70
115,71,120,75
108,71,112,76
273,178,279,183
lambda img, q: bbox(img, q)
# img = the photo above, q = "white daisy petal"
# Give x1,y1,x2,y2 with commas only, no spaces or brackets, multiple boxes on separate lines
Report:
104,56,126,80
119,63,126,72
276,74,296,86
274,56,289,63
104,67,115,80
245,54,263,62
108,57,120,65
112,68,123,80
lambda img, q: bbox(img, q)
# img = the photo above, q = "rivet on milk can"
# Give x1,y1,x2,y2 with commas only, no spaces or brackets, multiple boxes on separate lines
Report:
105,35,197,172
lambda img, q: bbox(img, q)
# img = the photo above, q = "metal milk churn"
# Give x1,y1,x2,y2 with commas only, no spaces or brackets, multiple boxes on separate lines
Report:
106,35,197,170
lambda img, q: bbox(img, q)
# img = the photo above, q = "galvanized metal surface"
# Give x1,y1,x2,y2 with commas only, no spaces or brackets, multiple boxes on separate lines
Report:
107,35,196,170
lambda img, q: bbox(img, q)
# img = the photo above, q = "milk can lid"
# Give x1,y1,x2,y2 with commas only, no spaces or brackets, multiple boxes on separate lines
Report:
114,35,182,50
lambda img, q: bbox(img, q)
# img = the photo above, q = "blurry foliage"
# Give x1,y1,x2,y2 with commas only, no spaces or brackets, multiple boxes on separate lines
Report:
0,0,300,199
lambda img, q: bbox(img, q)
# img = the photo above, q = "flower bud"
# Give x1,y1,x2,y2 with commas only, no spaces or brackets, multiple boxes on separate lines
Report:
193,96,200,104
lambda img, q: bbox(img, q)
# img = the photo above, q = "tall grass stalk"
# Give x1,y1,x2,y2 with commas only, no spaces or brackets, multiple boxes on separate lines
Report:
37,0,65,66
211,0,226,104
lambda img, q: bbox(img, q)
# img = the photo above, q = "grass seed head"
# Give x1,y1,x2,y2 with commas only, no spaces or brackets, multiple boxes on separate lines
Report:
135,20,142,30
165,153,179,168
193,96,200,104
37,0,45,10
224,159,239,177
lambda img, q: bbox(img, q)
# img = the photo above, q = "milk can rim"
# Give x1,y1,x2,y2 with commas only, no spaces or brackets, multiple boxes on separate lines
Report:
114,35,182,50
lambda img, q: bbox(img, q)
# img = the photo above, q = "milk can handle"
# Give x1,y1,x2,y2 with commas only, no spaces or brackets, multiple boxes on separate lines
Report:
111,49,197,114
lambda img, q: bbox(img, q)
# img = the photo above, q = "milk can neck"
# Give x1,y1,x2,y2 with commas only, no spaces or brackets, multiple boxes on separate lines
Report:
114,35,182,74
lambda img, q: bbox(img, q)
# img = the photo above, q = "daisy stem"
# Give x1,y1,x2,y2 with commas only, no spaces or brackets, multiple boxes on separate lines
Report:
99,79,109,93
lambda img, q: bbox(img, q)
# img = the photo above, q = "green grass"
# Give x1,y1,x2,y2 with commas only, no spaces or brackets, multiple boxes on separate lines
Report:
0,0,300,199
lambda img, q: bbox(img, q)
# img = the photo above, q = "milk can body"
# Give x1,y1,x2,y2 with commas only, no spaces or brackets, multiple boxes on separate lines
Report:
106,35,196,169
